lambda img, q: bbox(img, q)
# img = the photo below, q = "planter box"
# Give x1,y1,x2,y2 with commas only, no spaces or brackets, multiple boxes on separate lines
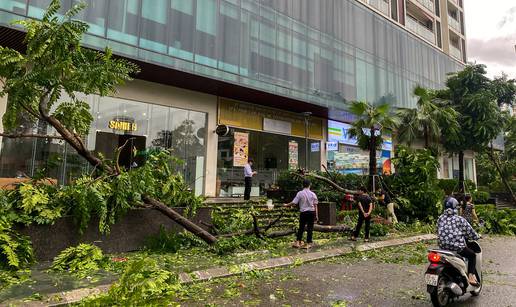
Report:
317,202,336,226
17,207,212,261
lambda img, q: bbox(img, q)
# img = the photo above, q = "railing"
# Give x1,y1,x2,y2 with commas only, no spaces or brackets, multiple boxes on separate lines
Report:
406,15,435,44
367,0,390,16
448,0,460,7
448,15,461,32
415,0,434,13
450,45,462,60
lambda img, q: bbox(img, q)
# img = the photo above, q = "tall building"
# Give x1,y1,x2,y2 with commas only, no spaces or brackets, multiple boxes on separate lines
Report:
0,0,473,197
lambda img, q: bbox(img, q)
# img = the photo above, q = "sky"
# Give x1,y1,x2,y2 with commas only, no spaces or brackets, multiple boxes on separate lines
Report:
465,1,516,78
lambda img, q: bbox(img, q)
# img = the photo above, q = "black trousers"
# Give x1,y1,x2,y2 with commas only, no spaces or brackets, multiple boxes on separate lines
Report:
458,247,477,275
297,211,315,243
353,213,371,239
244,177,252,200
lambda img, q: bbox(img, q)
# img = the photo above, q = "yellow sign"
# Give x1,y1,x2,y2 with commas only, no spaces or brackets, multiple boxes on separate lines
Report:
218,98,323,139
108,120,137,131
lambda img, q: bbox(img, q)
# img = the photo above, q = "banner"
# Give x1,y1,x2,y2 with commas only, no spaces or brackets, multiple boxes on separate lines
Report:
288,141,298,170
233,132,249,167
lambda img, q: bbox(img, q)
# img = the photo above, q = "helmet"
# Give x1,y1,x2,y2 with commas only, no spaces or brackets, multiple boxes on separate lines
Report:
444,197,459,210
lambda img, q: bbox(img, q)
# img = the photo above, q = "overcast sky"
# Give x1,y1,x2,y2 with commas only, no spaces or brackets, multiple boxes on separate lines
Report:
466,1,516,78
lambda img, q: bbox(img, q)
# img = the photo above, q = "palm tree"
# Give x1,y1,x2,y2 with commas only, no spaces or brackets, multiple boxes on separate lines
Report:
348,101,399,191
397,86,460,150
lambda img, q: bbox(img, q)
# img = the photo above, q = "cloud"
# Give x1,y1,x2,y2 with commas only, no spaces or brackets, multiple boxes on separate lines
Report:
467,36,516,67
497,6,516,29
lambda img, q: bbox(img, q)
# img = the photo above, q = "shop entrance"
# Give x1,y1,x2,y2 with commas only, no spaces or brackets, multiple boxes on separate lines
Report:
95,132,146,169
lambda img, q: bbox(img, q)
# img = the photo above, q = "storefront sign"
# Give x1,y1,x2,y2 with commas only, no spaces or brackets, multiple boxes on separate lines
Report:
219,99,323,139
263,118,292,135
326,142,338,151
215,124,230,136
108,120,137,131
311,142,320,152
233,132,249,167
288,141,298,170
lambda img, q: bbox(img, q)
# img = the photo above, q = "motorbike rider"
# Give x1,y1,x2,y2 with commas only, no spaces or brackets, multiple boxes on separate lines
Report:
437,196,480,286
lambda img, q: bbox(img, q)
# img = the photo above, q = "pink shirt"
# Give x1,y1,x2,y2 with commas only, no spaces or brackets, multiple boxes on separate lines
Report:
293,188,318,212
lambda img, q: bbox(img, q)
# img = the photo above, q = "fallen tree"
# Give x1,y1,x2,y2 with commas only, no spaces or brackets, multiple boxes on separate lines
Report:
0,1,215,244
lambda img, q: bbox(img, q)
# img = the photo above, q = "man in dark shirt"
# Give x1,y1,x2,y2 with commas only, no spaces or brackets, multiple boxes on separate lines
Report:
350,186,373,242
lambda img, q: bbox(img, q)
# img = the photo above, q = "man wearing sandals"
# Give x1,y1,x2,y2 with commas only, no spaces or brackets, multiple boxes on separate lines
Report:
284,179,318,249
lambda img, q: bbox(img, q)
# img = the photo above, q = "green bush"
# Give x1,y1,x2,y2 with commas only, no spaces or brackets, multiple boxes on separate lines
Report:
385,146,443,221
144,227,206,253
50,243,106,278
369,223,389,237
437,179,476,194
211,235,265,255
472,191,490,204
475,205,516,235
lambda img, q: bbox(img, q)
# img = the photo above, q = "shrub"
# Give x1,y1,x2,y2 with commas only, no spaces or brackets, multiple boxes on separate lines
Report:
50,243,106,278
369,223,389,237
0,216,34,271
144,227,206,253
472,191,489,204
475,205,516,235
437,179,476,195
211,235,265,255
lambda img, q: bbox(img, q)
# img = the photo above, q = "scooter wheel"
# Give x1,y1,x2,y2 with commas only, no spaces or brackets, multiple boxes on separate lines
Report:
430,275,450,307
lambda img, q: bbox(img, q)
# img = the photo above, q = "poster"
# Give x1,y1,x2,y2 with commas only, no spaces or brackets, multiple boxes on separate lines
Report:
233,132,249,167
288,141,298,170
311,142,320,152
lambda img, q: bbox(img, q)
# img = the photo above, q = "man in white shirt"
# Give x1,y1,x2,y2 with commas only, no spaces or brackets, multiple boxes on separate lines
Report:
243,158,257,200
284,179,319,249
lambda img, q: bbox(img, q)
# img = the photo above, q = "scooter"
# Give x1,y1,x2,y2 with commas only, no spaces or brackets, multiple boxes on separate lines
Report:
425,241,483,307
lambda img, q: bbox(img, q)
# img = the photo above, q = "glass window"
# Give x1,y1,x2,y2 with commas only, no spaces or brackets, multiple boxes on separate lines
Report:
28,0,71,19
0,0,27,14
73,0,106,36
107,0,140,45
139,0,168,53
195,0,217,67
169,0,194,61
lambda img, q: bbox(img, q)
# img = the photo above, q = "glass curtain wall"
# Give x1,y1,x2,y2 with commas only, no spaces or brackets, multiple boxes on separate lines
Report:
1,0,464,115
0,95,208,195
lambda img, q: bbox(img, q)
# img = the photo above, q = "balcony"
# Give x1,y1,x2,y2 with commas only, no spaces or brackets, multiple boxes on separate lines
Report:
414,0,434,13
406,15,435,44
450,45,462,60
448,15,461,32
365,0,390,16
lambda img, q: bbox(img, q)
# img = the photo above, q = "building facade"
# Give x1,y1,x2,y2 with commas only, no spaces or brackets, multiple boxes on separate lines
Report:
0,0,474,197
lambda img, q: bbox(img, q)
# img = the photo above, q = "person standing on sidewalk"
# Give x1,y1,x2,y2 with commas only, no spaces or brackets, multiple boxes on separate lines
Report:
284,179,319,249
243,158,257,200
350,187,373,242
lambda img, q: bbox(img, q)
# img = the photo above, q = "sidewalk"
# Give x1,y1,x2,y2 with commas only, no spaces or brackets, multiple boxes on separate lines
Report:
7,234,436,306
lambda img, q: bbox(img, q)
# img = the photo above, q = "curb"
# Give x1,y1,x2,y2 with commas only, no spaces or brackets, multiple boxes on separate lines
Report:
7,234,436,306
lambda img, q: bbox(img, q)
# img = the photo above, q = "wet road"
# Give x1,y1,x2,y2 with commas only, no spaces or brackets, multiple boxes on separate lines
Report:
186,236,516,306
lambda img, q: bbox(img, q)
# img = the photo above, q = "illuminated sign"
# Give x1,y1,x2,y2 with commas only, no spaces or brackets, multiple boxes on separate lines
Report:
328,120,392,151
109,120,137,131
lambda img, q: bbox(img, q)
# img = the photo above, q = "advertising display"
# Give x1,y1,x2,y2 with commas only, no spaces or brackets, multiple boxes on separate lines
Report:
233,132,249,167
288,141,299,170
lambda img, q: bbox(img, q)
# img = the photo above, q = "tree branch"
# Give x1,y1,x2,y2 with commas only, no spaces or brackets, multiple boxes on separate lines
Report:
0,132,64,139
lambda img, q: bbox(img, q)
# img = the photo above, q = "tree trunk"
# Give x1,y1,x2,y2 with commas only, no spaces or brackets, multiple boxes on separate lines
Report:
487,147,516,205
142,196,217,244
424,126,429,149
313,224,352,233
369,128,377,192
458,150,465,193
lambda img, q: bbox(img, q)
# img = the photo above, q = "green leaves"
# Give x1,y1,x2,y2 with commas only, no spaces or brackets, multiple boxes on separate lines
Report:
50,243,105,278
53,99,93,136
0,215,34,271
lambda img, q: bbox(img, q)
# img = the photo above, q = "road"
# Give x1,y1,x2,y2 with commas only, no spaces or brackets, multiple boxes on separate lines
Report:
183,236,516,306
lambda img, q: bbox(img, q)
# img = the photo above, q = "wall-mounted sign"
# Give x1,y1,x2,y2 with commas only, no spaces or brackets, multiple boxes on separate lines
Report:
288,141,299,170
233,132,249,167
328,120,392,151
263,118,292,135
311,142,320,152
215,124,230,136
326,141,338,151
109,120,137,131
